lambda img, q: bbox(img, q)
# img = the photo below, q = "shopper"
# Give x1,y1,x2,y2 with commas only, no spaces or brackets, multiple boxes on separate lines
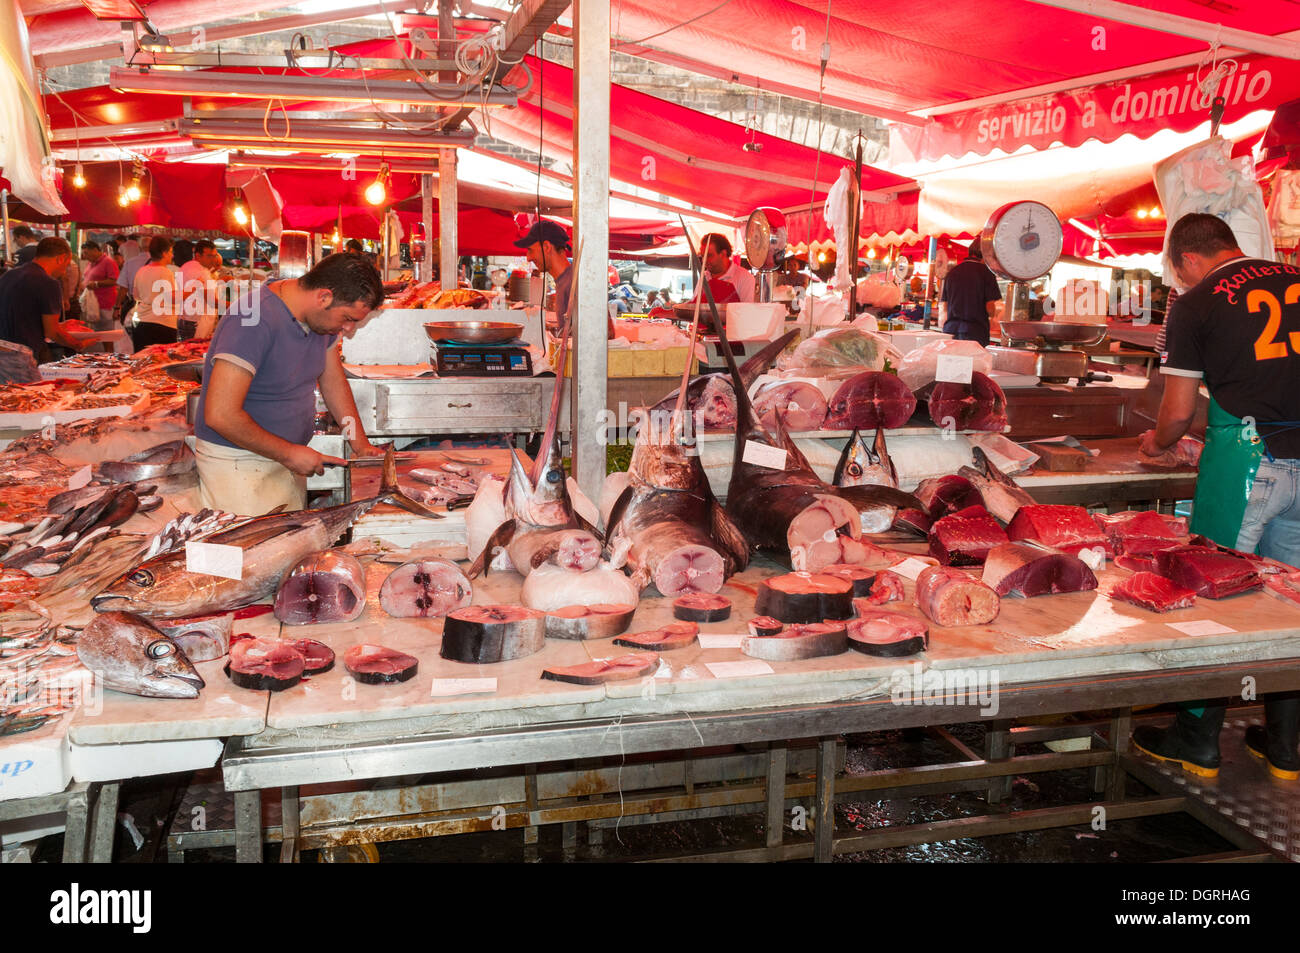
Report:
131,236,182,348
115,239,152,322
81,241,119,330
1135,213,1300,781
939,243,1002,346
193,253,385,514
11,225,39,265
0,237,84,361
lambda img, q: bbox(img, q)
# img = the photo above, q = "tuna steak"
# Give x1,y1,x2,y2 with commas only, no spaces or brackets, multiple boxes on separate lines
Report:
1007,504,1110,557
226,637,305,691
927,372,1008,432
614,620,699,651
378,558,472,618
741,622,848,661
754,381,828,432
344,644,419,684
929,505,1010,566
542,652,659,685
1109,571,1198,612
915,566,1000,626
441,605,546,663
824,371,917,430
273,550,367,625
1154,546,1263,599
846,608,928,657
981,541,1098,597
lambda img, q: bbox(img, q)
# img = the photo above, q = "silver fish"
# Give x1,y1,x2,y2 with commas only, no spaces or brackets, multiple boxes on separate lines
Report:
833,428,898,489
77,611,205,698
99,439,195,483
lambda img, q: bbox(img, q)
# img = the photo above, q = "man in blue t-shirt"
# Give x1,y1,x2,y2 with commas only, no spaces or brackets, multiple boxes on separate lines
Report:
939,243,1003,346
194,253,386,515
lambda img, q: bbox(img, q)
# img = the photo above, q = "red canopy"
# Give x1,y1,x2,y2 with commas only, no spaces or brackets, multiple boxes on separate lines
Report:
54,159,228,229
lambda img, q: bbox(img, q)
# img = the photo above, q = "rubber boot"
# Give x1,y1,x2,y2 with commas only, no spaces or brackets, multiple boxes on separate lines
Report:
1132,705,1226,778
1245,695,1300,781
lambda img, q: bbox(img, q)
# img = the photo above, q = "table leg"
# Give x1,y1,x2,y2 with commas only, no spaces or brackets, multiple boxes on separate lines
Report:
814,737,836,863
234,790,262,863
1106,709,1133,802
89,781,120,863
985,721,1013,804
62,786,90,863
523,764,540,860
279,786,299,864
766,743,788,850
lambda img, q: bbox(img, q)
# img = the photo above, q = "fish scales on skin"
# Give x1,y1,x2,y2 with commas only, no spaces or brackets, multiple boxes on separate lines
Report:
981,541,1098,597
915,566,1000,626
957,447,1036,524
90,448,440,619
99,439,195,483
77,611,204,698
1154,546,1263,599
378,558,472,619
1109,572,1198,612
929,505,1010,566
274,550,368,625
1007,504,1111,557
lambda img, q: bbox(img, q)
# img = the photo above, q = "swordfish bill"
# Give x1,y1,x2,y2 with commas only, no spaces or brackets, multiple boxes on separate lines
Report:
690,245,920,565
90,447,443,620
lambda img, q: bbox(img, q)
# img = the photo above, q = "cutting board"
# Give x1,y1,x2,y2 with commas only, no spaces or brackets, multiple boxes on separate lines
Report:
1029,442,1089,471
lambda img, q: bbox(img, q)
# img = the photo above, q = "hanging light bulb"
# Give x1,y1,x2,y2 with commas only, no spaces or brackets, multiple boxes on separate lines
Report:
1136,208,1149,219
118,190,130,207
365,163,390,206
1150,207,1163,218
233,204,248,226
71,163,86,189
126,179,142,202
866,247,877,259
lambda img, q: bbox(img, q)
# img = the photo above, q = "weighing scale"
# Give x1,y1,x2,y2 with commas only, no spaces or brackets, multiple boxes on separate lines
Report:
431,339,533,377
743,207,788,303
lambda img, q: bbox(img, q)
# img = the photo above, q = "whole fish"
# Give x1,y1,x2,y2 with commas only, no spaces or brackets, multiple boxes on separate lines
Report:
99,439,195,483
91,449,439,619
958,446,1036,524
833,428,901,533
648,329,800,429
78,611,205,698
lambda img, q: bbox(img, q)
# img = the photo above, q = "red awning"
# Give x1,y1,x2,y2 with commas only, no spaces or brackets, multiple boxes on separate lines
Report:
55,159,228,229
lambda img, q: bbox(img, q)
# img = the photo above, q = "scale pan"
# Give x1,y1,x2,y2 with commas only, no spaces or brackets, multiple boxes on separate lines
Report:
424,321,524,345
999,321,1107,346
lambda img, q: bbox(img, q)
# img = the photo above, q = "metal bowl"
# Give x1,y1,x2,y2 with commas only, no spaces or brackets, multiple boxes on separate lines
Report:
423,321,524,345
1000,321,1107,348
163,360,204,384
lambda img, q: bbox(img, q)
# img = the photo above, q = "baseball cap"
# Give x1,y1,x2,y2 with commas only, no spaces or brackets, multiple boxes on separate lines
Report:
513,219,571,251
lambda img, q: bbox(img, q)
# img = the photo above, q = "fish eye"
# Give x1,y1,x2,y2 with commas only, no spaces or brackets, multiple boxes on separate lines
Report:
147,640,175,659
129,569,155,588
546,469,562,484
847,463,863,477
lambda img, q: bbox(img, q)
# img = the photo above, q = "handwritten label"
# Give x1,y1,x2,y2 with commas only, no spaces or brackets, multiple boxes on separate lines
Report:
67,466,92,490
742,440,787,470
891,558,931,581
935,354,974,384
706,660,774,679
430,678,498,697
698,634,744,649
1167,620,1236,637
184,541,243,580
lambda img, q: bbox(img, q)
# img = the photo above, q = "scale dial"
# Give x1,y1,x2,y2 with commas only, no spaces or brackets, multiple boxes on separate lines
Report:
893,255,912,282
980,201,1063,282
743,207,788,271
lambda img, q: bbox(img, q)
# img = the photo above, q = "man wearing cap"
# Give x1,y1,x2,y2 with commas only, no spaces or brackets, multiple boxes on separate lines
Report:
515,220,574,324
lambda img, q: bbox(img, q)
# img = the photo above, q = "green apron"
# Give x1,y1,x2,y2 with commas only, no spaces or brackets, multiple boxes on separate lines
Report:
1189,397,1265,548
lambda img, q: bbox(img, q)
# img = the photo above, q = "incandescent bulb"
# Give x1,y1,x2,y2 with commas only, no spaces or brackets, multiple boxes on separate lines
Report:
126,181,141,202
233,204,248,225
364,179,387,205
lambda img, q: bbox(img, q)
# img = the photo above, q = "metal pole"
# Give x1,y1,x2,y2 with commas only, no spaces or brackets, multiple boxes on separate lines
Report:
421,172,435,284
1,190,10,262
922,235,938,330
571,0,611,507
439,150,458,288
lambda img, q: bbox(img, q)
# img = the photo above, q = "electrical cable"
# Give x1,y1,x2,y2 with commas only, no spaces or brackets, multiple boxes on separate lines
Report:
613,0,737,49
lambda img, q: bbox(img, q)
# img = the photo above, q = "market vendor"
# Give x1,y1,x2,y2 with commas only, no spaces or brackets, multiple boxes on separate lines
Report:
1135,213,1300,781
193,253,386,515
939,243,1001,346
695,233,755,304
514,219,573,322
0,237,86,361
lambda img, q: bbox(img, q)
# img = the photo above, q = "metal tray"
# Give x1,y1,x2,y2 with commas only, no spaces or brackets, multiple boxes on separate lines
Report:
1000,321,1107,347
423,321,524,345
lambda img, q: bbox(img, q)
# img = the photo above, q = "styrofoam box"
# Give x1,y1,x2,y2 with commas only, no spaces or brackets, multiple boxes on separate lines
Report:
70,738,223,783
726,302,785,341
0,724,72,802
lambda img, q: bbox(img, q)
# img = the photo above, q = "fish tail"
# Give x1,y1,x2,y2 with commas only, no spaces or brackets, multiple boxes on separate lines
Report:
379,445,399,494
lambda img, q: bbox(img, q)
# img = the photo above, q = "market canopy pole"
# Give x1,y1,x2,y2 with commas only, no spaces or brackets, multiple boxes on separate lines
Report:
438,0,458,288
571,0,610,508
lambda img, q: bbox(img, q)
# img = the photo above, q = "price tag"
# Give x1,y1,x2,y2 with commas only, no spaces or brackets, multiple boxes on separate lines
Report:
706,660,774,679
742,440,787,470
891,557,931,581
67,466,92,490
1167,620,1236,637
698,634,744,649
185,541,243,580
430,678,498,697
935,354,974,384
1077,546,1107,571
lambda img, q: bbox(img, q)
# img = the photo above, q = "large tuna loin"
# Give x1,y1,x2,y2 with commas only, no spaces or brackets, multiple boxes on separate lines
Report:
1109,571,1197,612
915,566,1000,626
1154,546,1263,599
441,605,547,663
927,372,1008,432
754,381,828,431
1093,510,1189,556
379,558,472,618
929,505,1009,566
823,371,916,430
274,550,367,625
1007,504,1110,557
914,475,984,520
981,541,1098,597
79,611,204,698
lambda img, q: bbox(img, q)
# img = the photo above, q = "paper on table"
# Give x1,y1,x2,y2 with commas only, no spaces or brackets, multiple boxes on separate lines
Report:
891,557,931,581
430,678,498,697
67,465,92,490
1167,620,1236,637
698,634,744,649
742,440,787,470
185,542,243,580
706,660,774,679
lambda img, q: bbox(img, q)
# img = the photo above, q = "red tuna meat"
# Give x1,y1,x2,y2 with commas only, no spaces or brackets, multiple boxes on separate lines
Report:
928,505,1009,566
823,371,917,430
1109,571,1198,612
1007,504,1111,557
1092,510,1189,556
914,475,984,519
927,372,1008,432
981,541,1098,597
1154,546,1263,599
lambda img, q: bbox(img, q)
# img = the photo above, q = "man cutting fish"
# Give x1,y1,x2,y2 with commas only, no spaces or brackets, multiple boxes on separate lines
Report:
1134,213,1300,781
194,253,386,516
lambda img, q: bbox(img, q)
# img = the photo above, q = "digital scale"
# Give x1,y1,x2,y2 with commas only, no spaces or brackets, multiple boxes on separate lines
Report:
432,339,534,377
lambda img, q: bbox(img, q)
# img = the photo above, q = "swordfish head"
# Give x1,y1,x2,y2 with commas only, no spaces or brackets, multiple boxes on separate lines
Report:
506,442,576,530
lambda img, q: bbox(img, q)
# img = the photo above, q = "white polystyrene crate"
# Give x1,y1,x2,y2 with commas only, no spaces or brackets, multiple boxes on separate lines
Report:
0,723,72,802
70,738,222,783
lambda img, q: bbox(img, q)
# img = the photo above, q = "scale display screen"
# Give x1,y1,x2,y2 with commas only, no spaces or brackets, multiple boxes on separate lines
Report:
434,341,533,377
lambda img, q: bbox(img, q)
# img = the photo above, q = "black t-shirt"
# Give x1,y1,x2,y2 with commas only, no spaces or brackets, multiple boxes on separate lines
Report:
1162,257,1300,458
940,259,1002,343
0,262,60,356
14,245,38,265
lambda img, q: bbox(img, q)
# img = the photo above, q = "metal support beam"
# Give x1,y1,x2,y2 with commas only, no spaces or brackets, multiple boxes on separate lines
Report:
438,149,458,287
234,790,262,863
570,0,610,509
815,738,836,863
421,173,435,284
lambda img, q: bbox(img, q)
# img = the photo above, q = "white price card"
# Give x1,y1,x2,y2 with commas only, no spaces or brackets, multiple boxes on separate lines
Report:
67,465,92,490
698,634,744,649
1077,546,1107,571
742,440,787,470
430,678,498,697
185,541,243,580
934,354,974,384
1167,620,1236,637
706,660,774,679
891,557,931,581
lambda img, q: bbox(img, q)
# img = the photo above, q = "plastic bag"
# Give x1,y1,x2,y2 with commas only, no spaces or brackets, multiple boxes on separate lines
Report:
79,286,103,327
824,167,856,292
897,338,992,393
777,326,901,378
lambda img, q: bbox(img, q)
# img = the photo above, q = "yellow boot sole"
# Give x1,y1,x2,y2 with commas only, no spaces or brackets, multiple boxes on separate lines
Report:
1245,744,1300,781
1132,737,1220,778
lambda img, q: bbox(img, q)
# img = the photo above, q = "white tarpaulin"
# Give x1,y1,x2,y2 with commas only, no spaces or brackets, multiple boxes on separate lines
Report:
0,0,66,217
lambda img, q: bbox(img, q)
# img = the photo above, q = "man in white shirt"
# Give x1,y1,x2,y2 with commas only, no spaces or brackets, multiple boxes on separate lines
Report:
700,233,756,303
115,244,152,321
175,239,226,339
131,236,181,347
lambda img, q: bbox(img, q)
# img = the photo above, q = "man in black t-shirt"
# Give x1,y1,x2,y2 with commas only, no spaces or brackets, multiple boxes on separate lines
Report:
0,237,81,362
939,243,1002,346
1134,213,1299,781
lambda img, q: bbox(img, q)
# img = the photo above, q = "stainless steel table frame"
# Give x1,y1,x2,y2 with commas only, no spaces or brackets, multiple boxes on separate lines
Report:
0,780,119,863
221,658,1300,863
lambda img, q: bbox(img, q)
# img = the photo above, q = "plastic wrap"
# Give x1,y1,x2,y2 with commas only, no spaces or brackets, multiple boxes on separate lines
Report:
776,326,901,378
1267,169,1300,248
897,338,992,393
824,167,855,292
